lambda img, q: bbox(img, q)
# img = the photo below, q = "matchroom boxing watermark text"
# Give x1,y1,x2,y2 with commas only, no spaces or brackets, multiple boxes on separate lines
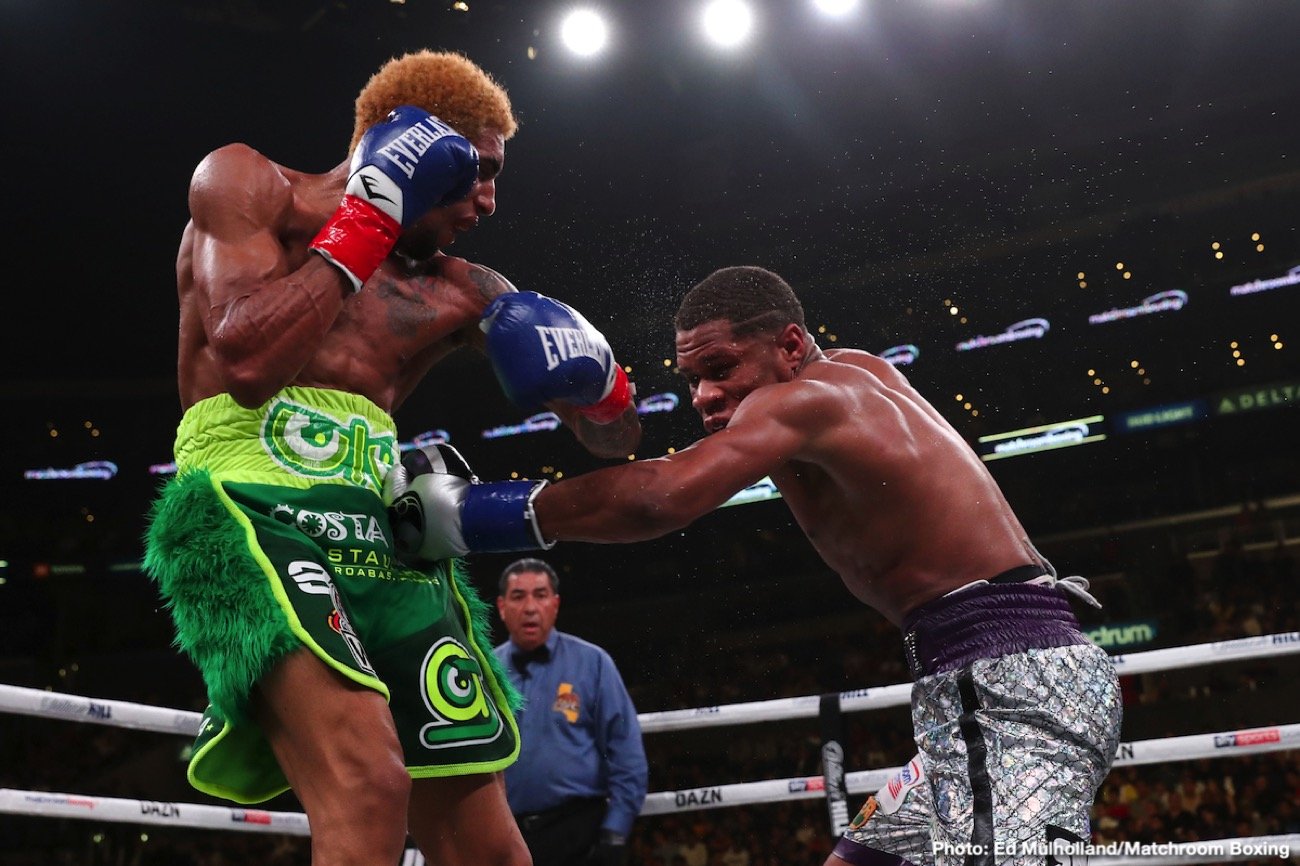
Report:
932,840,1292,859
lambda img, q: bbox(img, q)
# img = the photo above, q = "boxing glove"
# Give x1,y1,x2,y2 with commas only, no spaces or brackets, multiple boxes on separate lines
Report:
480,292,634,424
384,443,552,563
311,106,479,292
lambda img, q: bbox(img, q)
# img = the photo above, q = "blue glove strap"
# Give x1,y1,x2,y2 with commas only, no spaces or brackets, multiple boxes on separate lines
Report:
462,480,553,553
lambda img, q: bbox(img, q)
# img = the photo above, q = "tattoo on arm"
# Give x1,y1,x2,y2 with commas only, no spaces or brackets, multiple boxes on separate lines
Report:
369,273,438,340
468,264,519,304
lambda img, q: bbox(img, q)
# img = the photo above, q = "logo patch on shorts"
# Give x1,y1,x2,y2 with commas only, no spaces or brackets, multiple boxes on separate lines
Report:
261,399,396,493
419,637,505,750
848,796,878,829
876,757,925,815
286,559,333,595
326,584,375,675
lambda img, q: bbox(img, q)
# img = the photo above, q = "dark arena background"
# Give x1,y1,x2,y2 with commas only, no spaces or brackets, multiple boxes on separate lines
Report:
2,0,1298,863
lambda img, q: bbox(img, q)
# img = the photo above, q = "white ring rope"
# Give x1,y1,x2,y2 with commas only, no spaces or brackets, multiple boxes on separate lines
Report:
637,631,1300,733
3,785,1291,866
3,631,1296,737
0,788,309,836
2,721,1297,827
0,687,202,736
638,723,1300,816
0,793,1293,866
2,632,1297,862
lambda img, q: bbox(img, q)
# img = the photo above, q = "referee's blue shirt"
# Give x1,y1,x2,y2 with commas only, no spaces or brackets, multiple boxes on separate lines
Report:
494,629,648,836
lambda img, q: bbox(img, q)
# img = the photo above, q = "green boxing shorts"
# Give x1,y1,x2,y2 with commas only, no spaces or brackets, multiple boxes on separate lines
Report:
143,387,520,804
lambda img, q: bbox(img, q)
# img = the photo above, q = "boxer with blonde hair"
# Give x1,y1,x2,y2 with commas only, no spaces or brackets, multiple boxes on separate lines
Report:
145,50,639,866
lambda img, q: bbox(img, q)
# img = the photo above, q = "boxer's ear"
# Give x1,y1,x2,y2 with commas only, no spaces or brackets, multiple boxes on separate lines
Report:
776,323,809,370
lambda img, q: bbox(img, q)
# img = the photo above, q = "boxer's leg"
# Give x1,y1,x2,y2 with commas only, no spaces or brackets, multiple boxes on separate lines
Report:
254,648,412,866
407,772,531,866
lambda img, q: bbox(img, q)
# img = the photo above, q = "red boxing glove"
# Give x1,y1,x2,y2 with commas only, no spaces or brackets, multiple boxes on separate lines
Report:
311,106,478,292
310,197,401,293
579,364,634,425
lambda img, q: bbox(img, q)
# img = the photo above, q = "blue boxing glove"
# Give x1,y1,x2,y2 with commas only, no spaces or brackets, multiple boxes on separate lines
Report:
480,292,634,424
311,105,479,292
384,443,553,562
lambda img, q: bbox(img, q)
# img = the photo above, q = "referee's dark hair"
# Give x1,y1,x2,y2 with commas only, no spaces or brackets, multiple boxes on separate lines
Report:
498,558,559,595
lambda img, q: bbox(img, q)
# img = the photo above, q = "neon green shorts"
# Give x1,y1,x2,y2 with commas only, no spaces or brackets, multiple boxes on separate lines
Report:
143,388,519,804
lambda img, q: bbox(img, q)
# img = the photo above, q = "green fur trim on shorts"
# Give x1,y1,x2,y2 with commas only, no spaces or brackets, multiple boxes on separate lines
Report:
448,559,522,714
143,470,300,725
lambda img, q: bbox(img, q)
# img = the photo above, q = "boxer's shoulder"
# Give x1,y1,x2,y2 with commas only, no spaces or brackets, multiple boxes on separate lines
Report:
189,143,295,229
192,143,287,191
816,349,910,393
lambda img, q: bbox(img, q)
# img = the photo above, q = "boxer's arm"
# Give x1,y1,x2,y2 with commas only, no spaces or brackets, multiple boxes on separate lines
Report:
533,381,831,542
547,400,642,460
387,383,824,559
190,145,352,407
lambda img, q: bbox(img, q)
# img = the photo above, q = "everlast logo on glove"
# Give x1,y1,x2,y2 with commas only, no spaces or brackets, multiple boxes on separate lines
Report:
380,117,458,179
480,291,631,420
535,326,606,371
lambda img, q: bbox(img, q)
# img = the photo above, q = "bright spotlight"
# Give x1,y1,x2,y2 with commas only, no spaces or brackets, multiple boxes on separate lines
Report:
702,0,754,48
813,0,858,15
560,8,608,57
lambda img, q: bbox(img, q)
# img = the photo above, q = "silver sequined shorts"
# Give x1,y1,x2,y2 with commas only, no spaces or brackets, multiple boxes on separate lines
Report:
836,642,1121,866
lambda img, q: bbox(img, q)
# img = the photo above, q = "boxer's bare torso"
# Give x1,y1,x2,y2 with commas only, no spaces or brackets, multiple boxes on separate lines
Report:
175,137,637,456
536,322,1042,623
755,349,1040,622
176,136,510,415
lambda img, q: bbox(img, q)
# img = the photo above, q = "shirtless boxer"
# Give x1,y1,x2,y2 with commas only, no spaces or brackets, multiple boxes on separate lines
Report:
392,266,1123,865
143,51,639,866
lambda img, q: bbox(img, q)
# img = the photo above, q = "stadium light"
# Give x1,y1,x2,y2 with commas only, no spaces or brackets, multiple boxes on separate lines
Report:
560,8,609,57
812,0,858,16
701,0,754,49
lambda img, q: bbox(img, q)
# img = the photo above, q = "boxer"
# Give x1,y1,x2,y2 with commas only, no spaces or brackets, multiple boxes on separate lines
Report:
396,265,1122,866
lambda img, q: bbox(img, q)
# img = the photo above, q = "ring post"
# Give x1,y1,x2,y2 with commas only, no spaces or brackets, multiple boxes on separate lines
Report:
819,692,850,838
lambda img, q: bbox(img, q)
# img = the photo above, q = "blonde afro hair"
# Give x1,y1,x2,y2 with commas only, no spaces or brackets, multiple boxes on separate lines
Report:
350,50,517,153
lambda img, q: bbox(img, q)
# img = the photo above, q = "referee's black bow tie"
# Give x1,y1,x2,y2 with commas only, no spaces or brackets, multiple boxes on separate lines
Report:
511,645,550,675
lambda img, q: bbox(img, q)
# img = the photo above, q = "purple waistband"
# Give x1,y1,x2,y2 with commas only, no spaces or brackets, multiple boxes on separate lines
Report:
901,577,1086,679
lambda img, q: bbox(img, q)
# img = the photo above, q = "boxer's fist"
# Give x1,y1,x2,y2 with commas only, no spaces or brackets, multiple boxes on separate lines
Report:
311,106,479,292
384,442,476,562
480,292,633,424
348,106,480,224
384,443,552,563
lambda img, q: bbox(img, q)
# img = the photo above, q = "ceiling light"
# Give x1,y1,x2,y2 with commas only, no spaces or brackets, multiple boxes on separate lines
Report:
702,0,754,48
560,8,609,57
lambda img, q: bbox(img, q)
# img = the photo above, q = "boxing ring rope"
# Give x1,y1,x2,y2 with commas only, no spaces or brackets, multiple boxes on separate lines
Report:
4,631,1299,859
3,720,1298,823
0,788,310,836
2,792,1295,866
636,631,1300,732
5,631,1296,738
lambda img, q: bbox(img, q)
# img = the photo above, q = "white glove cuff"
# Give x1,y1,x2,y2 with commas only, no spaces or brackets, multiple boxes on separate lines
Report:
525,480,557,550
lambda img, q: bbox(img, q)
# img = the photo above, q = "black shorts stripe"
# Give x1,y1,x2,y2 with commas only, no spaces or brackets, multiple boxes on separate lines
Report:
957,671,994,866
